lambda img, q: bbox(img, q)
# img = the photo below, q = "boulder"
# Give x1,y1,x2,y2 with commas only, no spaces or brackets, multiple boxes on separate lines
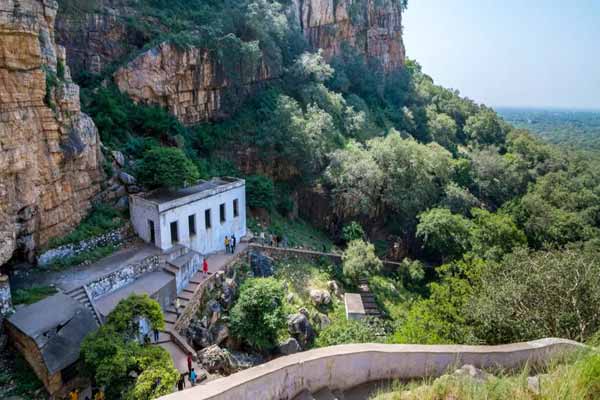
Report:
528,375,542,395
453,364,491,383
327,280,343,297
206,300,222,325
186,319,210,349
198,345,233,374
119,171,136,185
114,196,129,210
278,338,301,355
286,293,296,303
249,251,274,277
309,289,331,306
287,313,315,349
314,313,331,330
112,150,125,167
209,322,230,346
229,351,264,370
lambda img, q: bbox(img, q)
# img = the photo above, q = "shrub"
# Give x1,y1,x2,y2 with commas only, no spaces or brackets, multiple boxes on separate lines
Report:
342,239,383,284
11,286,57,305
316,319,381,347
245,175,275,209
136,146,200,190
229,278,286,351
342,221,365,242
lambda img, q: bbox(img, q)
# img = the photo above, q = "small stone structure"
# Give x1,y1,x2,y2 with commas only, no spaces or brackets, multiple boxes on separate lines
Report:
5,293,98,395
157,338,583,400
0,274,13,316
130,178,246,255
344,293,365,320
37,224,131,266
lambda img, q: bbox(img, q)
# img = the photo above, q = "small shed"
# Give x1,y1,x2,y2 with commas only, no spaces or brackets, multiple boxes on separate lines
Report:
4,293,98,395
129,177,246,255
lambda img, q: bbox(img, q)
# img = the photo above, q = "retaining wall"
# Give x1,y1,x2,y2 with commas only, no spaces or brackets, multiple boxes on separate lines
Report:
159,338,583,400
249,244,403,270
86,254,161,300
37,224,132,266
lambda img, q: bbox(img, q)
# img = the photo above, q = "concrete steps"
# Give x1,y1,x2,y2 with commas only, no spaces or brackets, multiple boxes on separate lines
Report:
65,285,102,326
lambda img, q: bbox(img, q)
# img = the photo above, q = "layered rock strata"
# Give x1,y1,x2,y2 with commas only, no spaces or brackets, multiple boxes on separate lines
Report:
0,0,104,264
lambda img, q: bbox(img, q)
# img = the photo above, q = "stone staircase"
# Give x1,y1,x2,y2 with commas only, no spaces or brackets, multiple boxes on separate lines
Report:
65,285,103,326
357,279,382,318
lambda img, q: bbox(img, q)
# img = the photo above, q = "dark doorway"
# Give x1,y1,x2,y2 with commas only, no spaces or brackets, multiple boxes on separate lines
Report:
170,221,179,244
148,220,155,245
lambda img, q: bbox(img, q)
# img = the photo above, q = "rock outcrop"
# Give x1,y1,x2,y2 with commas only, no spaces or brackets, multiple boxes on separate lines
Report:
291,0,406,72
0,0,104,264
113,42,275,125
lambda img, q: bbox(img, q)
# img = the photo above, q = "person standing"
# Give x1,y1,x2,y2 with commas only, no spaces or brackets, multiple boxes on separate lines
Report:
187,353,193,374
224,236,230,253
177,375,185,391
202,257,208,275
231,234,237,253
153,327,160,342
69,389,79,400
189,368,197,386
175,297,181,317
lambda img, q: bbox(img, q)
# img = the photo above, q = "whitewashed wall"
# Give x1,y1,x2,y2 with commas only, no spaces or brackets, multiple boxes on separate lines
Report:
130,183,246,256
159,185,246,255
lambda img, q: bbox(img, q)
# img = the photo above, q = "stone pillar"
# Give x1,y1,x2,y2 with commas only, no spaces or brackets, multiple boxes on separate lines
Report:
0,274,13,316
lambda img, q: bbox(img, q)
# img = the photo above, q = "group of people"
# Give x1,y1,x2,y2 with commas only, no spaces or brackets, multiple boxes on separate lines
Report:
259,232,287,248
176,354,198,391
68,388,104,400
224,234,237,253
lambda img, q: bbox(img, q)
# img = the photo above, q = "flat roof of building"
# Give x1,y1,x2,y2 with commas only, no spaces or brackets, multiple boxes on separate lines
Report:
137,177,244,206
8,293,98,374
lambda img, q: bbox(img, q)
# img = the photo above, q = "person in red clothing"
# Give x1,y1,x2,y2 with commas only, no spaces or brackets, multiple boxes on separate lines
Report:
202,258,208,275
187,354,193,374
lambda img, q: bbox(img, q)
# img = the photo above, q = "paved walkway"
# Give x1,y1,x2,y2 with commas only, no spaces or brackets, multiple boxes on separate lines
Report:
10,241,160,292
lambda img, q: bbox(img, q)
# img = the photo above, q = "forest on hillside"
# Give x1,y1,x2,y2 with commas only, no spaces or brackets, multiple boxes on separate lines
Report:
498,107,600,151
62,0,600,347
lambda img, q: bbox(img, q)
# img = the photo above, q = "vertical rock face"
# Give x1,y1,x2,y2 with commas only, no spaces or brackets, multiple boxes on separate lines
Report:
55,0,140,75
0,0,104,264
113,42,275,125
292,0,405,72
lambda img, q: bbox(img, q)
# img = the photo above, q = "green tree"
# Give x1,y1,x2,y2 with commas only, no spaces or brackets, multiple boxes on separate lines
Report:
416,208,473,262
464,109,506,145
342,239,383,283
230,278,286,351
427,108,458,151
136,146,200,190
469,208,527,260
245,174,275,209
81,295,177,399
342,221,365,242
440,183,481,216
471,247,600,343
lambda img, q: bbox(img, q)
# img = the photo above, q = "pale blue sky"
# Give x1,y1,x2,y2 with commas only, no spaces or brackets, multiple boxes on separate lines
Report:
403,0,600,110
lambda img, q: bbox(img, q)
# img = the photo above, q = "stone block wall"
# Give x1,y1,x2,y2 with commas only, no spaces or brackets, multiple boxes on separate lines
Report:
37,224,132,266
86,254,161,300
0,274,13,316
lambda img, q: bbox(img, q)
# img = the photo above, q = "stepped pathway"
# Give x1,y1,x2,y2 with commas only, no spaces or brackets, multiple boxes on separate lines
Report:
64,285,103,326
156,242,248,376
357,278,382,318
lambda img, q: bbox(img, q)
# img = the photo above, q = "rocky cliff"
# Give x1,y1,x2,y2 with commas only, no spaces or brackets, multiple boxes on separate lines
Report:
0,0,104,264
113,42,275,125
291,0,405,72
55,0,405,125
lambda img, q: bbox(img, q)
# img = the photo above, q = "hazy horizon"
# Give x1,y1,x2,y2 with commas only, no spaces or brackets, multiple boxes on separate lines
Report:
403,0,600,111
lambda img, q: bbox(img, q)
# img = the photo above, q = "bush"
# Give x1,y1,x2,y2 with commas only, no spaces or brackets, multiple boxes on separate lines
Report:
11,286,57,305
46,203,124,249
316,319,381,347
136,146,200,190
341,239,383,284
229,278,286,351
342,221,365,242
245,175,275,209
81,295,176,399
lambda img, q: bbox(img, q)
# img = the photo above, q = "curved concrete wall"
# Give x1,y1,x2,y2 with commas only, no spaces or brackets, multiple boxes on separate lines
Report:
160,338,583,400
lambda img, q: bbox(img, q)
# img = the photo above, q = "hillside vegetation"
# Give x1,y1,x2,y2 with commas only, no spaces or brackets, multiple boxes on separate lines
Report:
61,0,600,350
